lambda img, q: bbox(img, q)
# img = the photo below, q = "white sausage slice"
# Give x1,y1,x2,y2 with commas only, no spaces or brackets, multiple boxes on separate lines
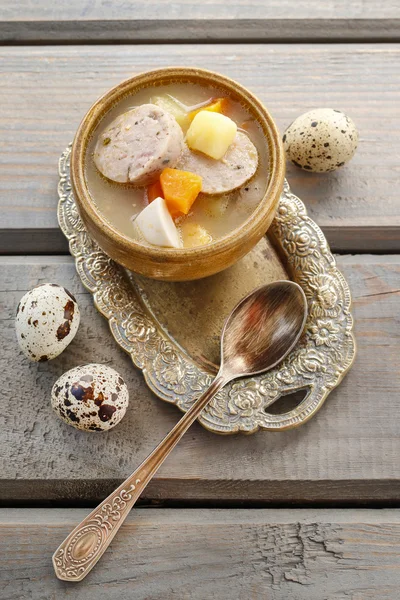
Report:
176,131,259,195
94,104,184,185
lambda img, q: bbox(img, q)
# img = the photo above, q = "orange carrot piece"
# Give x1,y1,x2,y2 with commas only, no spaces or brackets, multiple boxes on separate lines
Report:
188,98,228,122
147,180,163,203
160,168,202,216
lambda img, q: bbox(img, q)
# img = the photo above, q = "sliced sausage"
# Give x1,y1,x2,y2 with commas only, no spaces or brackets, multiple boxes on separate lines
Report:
176,131,258,195
94,104,184,184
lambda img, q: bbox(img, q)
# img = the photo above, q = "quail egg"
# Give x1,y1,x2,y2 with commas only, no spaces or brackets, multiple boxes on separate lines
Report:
283,108,358,173
15,283,80,361
51,363,129,431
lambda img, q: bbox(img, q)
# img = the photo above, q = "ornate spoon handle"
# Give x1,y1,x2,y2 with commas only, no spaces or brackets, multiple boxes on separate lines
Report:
53,375,226,582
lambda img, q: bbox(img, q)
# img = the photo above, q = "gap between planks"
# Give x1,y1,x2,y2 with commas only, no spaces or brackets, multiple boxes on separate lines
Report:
2,226,400,256
2,19,400,45
2,478,400,508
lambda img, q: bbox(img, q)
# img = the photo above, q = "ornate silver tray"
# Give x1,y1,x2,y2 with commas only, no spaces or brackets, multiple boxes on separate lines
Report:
58,145,355,434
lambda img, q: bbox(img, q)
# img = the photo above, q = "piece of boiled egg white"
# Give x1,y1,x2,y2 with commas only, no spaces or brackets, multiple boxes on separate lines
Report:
133,196,183,248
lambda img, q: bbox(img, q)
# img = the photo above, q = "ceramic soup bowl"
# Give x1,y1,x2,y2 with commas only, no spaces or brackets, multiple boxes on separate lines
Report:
71,67,285,281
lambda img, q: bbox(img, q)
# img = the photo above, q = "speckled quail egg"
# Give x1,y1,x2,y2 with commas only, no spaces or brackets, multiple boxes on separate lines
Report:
283,108,358,173
51,363,129,431
15,283,80,362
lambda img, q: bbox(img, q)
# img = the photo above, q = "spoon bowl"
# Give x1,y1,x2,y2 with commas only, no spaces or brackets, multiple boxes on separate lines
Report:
221,281,307,379
53,281,307,582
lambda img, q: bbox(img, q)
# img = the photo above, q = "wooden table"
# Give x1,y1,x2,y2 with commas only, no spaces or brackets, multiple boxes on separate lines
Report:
1,2,400,598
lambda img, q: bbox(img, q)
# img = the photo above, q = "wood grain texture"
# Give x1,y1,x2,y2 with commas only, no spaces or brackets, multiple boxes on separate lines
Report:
1,1,400,42
1,44,399,254
3,0,400,20
1,254,399,503
1,508,400,598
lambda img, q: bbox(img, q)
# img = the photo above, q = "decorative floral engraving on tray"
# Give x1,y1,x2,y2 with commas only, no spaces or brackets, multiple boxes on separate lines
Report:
58,145,355,434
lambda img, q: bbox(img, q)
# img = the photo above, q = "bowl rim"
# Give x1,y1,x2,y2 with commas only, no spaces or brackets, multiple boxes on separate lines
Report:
71,66,285,262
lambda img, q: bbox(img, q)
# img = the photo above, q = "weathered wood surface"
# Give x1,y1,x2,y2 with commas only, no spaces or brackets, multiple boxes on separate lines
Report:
1,1,400,42
1,44,399,254
4,0,400,20
1,254,399,503
1,509,400,598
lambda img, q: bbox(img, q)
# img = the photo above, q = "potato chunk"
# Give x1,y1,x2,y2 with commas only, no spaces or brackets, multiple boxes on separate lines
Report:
186,111,237,160
181,222,212,248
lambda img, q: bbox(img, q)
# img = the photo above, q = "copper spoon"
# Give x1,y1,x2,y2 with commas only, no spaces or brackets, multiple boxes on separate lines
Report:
53,281,307,582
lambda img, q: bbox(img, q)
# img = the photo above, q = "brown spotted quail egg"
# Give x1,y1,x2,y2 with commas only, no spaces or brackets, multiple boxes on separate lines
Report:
51,364,129,431
283,108,358,173
15,283,80,362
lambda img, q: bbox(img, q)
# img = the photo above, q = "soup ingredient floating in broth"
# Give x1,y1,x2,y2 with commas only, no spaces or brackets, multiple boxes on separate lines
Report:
283,108,358,173
181,222,212,248
186,111,237,160
94,104,184,184
160,167,202,216
152,95,228,133
151,94,191,131
15,283,80,362
133,197,182,248
147,179,164,203
51,364,129,431
187,97,228,123
177,131,258,194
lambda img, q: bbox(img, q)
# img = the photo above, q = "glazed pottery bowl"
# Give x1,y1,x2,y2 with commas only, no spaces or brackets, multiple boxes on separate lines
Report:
71,67,285,281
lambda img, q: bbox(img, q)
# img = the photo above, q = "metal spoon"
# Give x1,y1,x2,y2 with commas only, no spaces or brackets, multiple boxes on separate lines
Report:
53,281,307,582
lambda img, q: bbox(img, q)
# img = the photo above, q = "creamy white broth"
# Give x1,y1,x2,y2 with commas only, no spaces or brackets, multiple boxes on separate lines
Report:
85,82,270,247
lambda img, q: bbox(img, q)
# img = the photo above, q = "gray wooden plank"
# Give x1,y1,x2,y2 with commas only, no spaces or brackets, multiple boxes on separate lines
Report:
4,0,400,20
1,508,400,598
1,254,399,503
1,1,400,42
1,44,399,254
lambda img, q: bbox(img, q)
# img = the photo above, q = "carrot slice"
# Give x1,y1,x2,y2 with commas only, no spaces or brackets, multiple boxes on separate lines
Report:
147,180,163,203
160,168,202,216
188,98,228,122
